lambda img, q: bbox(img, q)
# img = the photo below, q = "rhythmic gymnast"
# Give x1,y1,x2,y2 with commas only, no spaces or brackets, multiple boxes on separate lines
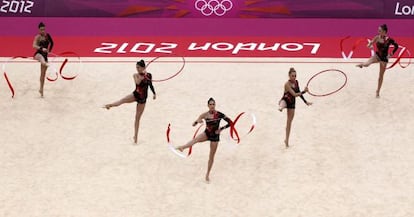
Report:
356,24,399,98
175,98,232,183
32,22,54,97
278,67,312,148
104,59,156,144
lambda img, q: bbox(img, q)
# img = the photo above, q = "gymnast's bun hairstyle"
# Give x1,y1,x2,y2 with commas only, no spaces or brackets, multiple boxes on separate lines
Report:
380,24,388,33
288,67,296,74
207,97,215,105
38,22,45,29
136,59,146,67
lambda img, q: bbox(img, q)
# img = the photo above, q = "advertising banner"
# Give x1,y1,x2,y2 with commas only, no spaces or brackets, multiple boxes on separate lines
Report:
1,0,413,18
0,18,412,58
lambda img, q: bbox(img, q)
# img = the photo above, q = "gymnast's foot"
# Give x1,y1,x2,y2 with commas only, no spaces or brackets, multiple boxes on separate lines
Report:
284,140,289,148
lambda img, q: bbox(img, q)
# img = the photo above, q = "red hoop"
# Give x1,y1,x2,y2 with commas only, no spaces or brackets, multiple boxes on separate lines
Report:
306,69,348,97
145,56,185,82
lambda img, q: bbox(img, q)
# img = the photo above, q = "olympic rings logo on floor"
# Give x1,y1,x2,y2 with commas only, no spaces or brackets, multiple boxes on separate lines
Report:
195,0,233,17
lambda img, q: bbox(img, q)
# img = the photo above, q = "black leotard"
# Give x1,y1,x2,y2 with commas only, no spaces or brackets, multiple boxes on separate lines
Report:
375,36,398,63
34,33,54,62
132,73,156,104
204,111,232,142
280,80,307,109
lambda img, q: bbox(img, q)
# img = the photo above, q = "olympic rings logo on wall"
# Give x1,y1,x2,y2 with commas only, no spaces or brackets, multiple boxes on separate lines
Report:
194,0,233,17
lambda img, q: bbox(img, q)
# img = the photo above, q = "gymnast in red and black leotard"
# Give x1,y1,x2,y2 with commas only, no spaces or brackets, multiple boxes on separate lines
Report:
280,79,308,109
32,22,54,97
176,97,233,182
278,68,312,148
356,24,399,98
104,59,157,144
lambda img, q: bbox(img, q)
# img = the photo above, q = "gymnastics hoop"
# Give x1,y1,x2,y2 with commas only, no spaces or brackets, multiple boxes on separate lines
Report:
306,69,348,97
145,56,185,82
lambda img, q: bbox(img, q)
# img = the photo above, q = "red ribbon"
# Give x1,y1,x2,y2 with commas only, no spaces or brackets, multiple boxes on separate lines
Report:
57,51,79,80
340,36,372,59
46,70,58,81
386,46,411,69
3,52,80,97
3,72,15,98
229,112,256,144
166,123,171,143
230,113,243,144
2,56,31,98
166,112,256,157
48,51,80,81
166,122,196,157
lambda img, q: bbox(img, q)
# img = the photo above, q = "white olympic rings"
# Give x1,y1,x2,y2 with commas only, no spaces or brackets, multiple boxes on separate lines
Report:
194,0,233,16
